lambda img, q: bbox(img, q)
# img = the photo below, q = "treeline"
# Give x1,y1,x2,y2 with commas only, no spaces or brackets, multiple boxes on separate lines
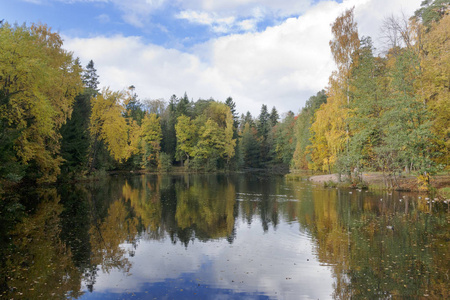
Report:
292,2,450,188
0,22,296,186
0,1,449,187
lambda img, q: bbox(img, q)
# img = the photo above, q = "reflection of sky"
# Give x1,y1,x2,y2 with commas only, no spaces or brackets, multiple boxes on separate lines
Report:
80,213,335,299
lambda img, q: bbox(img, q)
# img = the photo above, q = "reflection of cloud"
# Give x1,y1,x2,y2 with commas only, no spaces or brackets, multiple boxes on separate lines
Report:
87,217,334,299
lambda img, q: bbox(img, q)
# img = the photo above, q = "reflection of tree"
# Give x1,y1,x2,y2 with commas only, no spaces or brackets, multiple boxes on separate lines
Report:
174,175,236,244
89,200,136,274
237,175,286,232
288,182,450,299
122,176,162,234
0,188,83,299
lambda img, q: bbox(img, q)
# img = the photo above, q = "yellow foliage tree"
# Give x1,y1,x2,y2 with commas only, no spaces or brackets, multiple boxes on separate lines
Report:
0,23,83,183
308,8,359,173
420,12,450,167
309,74,349,172
90,88,139,163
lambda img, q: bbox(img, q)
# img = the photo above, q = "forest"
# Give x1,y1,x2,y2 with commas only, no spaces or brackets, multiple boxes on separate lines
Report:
0,1,449,189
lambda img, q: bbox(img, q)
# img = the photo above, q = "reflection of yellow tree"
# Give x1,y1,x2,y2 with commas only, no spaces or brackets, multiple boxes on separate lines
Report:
3,188,83,299
89,200,137,273
122,177,162,232
175,178,236,240
289,181,449,299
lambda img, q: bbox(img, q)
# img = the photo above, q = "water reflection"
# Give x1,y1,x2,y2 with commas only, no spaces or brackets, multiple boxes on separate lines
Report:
0,174,448,299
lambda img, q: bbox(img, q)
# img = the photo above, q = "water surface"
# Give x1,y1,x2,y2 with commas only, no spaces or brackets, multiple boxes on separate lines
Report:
0,174,448,299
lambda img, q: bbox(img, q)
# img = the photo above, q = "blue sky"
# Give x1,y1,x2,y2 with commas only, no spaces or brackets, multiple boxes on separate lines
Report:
2,0,422,115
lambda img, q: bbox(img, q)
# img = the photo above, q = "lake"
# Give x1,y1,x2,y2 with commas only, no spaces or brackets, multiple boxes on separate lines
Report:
0,173,448,299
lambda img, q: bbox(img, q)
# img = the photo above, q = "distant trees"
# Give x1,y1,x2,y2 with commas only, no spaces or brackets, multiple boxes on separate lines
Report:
174,101,236,171
1,1,448,187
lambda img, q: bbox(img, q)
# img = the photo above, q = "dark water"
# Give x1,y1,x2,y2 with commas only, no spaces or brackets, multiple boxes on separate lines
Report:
0,174,448,299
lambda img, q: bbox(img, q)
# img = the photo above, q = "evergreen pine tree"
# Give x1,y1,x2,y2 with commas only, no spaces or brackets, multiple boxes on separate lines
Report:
83,60,100,91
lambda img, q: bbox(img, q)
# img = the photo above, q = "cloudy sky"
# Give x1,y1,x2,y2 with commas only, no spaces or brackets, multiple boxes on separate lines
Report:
3,0,422,116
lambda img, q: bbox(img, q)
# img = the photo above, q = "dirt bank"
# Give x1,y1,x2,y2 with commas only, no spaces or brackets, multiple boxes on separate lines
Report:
308,172,450,192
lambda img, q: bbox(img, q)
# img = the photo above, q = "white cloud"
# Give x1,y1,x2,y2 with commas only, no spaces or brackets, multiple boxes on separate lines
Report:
64,0,424,116
96,13,110,24
176,10,237,33
108,0,167,27
181,0,314,18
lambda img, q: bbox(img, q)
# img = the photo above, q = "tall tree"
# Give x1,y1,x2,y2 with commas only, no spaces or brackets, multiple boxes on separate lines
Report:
60,58,100,175
160,95,178,159
329,6,360,106
257,104,273,165
257,104,270,140
414,0,450,28
239,123,260,168
269,106,279,127
140,113,162,169
309,8,360,174
60,88,95,175
420,12,450,168
273,111,296,166
89,88,138,164
83,60,100,92
292,90,327,170
0,23,83,183
345,37,388,173
175,115,198,166
225,97,239,137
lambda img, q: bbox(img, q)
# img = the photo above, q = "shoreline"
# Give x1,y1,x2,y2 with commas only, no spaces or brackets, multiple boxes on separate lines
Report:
307,172,450,196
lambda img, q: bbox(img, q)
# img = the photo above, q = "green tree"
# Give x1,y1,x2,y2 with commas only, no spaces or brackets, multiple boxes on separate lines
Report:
345,37,388,174
375,48,435,186
60,59,102,176
124,86,145,126
140,113,162,169
175,115,198,166
239,123,260,168
60,88,95,175
0,90,24,183
273,111,296,166
414,0,450,28
83,59,100,91
257,104,270,140
269,106,279,127
160,95,178,160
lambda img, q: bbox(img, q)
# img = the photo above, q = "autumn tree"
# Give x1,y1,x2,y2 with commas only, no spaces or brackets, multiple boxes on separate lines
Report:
329,6,360,106
175,115,198,166
419,11,450,168
140,113,162,169
0,23,83,183
309,8,359,174
89,88,139,165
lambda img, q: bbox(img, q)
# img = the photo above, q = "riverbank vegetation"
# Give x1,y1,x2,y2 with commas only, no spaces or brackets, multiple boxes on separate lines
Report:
0,1,449,192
